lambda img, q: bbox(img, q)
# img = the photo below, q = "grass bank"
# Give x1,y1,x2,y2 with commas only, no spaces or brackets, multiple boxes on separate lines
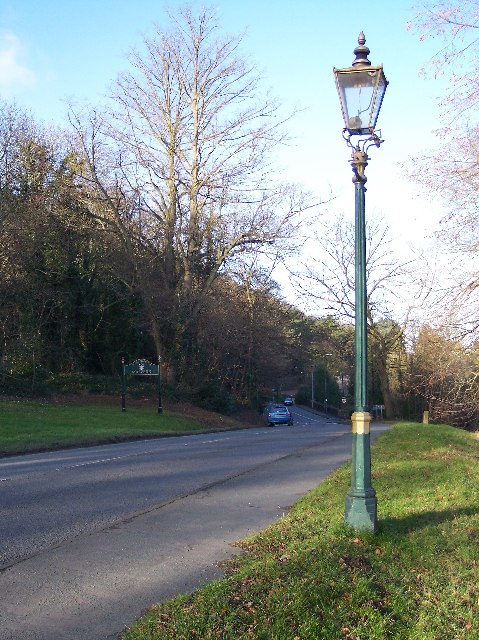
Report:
122,422,479,640
0,398,248,456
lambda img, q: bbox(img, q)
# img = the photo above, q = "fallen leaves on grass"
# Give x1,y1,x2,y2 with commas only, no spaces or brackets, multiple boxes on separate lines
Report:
340,555,371,570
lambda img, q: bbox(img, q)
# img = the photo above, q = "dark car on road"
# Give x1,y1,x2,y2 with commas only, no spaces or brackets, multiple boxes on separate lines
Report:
264,403,294,426
283,396,294,405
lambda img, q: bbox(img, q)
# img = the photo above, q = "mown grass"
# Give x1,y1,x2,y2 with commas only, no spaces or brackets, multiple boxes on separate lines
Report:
0,399,243,455
122,422,479,640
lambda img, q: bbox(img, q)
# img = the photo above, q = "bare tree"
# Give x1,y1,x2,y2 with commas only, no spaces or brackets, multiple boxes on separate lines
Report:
294,213,432,417
409,324,479,428
409,1,479,126
68,6,311,378
411,125,479,253
408,1,479,339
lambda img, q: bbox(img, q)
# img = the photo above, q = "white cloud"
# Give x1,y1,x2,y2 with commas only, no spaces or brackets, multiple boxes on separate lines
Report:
0,32,35,98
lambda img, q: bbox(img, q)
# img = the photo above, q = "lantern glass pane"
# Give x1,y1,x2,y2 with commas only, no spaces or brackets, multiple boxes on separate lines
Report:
335,66,387,134
369,70,387,129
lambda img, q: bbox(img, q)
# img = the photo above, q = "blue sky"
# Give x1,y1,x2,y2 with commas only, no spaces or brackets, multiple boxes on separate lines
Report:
0,0,451,305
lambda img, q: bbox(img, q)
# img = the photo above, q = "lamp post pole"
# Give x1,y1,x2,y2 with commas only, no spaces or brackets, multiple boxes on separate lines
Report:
344,148,377,532
323,353,333,413
157,355,163,414
334,33,388,533
311,365,314,410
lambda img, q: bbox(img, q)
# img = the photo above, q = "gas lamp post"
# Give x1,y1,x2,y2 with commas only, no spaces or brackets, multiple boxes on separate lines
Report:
333,32,388,532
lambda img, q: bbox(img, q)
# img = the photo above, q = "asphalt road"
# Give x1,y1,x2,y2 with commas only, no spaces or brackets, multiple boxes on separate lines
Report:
0,407,389,640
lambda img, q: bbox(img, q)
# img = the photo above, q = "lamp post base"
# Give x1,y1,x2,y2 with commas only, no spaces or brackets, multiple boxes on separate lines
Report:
345,490,377,532
344,411,377,532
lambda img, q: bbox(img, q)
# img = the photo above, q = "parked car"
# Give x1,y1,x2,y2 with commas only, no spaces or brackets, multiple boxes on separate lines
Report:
283,396,294,405
264,403,294,426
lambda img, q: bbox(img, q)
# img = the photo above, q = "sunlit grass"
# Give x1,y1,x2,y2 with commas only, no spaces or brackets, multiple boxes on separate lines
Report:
0,399,238,455
122,422,479,640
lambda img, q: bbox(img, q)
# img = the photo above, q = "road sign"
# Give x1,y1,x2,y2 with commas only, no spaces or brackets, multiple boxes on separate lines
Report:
121,358,162,414
124,359,159,376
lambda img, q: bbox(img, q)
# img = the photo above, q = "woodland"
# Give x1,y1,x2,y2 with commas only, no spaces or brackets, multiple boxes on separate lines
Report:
1,3,478,428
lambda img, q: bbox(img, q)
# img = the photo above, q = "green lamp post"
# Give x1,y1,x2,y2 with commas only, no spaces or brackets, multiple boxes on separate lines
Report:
333,33,388,532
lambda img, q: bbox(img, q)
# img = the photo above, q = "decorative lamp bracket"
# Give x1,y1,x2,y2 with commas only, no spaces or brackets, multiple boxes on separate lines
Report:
342,128,384,152
350,149,368,184
342,128,384,184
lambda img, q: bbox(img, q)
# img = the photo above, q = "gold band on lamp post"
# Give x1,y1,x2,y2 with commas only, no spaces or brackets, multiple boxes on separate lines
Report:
351,411,371,434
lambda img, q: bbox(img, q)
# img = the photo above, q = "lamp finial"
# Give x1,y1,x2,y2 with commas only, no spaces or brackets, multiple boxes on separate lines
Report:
352,32,371,67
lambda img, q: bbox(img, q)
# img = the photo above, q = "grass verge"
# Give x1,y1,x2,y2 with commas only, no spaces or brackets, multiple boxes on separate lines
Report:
121,422,479,640
0,398,247,455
